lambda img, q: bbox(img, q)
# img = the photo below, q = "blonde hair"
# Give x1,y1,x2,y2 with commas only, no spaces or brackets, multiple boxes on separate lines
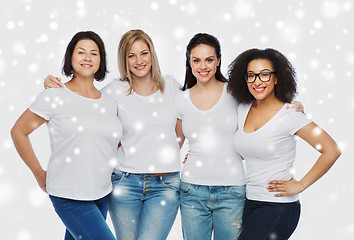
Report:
118,29,165,94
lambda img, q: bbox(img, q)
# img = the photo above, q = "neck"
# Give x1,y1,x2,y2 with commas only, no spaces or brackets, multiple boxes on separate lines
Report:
66,76,96,93
194,77,223,92
133,73,156,93
254,95,283,109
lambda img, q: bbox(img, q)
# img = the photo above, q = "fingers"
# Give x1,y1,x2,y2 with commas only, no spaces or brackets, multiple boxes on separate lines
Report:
267,183,285,192
287,101,304,113
274,192,285,197
52,77,64,88
44,75,63,88
182,156,188,164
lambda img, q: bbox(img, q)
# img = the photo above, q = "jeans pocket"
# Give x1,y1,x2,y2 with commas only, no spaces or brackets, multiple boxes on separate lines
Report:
111,170,124,184
180,181,194,196
161,173,180,191
228,185,246,199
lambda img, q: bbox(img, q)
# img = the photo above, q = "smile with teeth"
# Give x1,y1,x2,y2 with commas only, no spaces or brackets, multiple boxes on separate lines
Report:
81,64,92,68
254,87,266,93
198,71,209,77
135,65,146,70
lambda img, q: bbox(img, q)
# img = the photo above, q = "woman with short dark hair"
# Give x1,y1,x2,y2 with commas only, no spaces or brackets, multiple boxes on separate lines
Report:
11,31,121,240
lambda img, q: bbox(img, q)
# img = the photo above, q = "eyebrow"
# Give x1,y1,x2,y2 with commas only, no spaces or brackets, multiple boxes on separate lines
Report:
247,68,272,72
77,47,99,52
129,49,149,54
192,55,215,59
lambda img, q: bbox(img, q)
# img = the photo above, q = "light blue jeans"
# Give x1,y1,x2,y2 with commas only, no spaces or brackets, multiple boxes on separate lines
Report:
180,181,246,240
109,170,180,240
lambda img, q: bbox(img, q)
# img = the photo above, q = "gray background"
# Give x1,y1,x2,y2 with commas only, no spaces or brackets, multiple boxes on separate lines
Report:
1,0,353,239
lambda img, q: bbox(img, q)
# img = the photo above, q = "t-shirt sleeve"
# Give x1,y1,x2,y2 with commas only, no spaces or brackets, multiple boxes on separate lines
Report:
286,108,312,135
175,91,184,120
164,75,182,97
28,89,57,120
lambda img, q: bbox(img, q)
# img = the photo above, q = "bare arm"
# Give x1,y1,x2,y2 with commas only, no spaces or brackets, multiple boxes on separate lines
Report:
268,122,341,197
11,109,48,192
44,75,63,89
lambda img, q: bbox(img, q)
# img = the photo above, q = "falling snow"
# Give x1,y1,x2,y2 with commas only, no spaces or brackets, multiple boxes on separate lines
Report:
2,0,353,239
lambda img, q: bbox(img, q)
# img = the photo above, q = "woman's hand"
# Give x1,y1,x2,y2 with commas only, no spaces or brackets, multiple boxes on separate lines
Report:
288,100,304,113
44,75,64,89
34,170,48,193
267,178,305,197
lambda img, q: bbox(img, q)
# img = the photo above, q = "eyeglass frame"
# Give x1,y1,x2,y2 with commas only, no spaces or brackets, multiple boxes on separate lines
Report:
244,71,276,83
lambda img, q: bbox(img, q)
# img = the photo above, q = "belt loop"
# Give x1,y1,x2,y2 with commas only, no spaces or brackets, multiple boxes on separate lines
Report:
125,172,130,177
160,176,163,181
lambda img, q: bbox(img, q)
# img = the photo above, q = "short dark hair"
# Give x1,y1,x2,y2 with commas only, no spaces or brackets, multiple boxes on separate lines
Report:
182,33,227,91
62,31,108,81
227,48,297,103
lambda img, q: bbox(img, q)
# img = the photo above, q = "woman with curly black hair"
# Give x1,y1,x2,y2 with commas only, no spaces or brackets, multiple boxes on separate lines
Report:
228,48,341,240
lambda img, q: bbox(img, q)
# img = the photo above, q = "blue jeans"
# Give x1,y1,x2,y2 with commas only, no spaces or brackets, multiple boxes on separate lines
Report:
49,194,115,240
238,199,301,240
109,170,180,240
180,181,246,240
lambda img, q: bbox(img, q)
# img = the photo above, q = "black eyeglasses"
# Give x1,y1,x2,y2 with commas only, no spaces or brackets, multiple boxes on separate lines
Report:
245,71,276,83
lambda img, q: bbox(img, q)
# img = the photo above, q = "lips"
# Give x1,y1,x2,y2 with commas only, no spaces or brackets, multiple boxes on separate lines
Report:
254,87,265,93
198,71,209,77
135,65,146,70
81,64,92,68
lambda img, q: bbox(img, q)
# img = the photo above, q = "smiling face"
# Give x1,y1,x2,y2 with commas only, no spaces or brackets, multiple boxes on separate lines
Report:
71,39,100,79
246,58,277,102
189,44,220,84
127,39,152,81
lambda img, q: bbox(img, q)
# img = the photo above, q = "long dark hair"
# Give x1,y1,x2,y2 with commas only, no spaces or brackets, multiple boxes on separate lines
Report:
182,33,227,91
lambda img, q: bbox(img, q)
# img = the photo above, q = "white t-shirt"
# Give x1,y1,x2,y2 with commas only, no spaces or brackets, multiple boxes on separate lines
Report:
29,86,123,200
101,75,181,173
233,103,312,203
175,83,246,186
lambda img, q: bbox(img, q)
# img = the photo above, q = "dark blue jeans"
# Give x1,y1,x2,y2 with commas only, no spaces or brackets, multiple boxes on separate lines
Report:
49,194,116,240
238,199,300,240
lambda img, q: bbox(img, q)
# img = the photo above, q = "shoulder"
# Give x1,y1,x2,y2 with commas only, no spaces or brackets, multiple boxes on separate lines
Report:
101,79,129,98
162,74,182,92
34,87,66,101
237,102,251,111
175,88,189,101
277,104,312,130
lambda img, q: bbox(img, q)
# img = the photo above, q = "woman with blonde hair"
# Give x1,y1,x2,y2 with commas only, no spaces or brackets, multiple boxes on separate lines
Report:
44,29,182,240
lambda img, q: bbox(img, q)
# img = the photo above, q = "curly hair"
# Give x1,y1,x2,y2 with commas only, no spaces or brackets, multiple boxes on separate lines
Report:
182,33,227,91
227,48,297,103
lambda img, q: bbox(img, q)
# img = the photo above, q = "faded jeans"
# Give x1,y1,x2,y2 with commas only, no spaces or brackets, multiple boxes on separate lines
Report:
180,181,246,240
109,170,180,240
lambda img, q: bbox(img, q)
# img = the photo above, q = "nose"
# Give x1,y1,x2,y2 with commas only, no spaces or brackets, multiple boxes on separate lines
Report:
200,61,206,69
84,53,92,61
254,75,262,85
136,55,142,64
